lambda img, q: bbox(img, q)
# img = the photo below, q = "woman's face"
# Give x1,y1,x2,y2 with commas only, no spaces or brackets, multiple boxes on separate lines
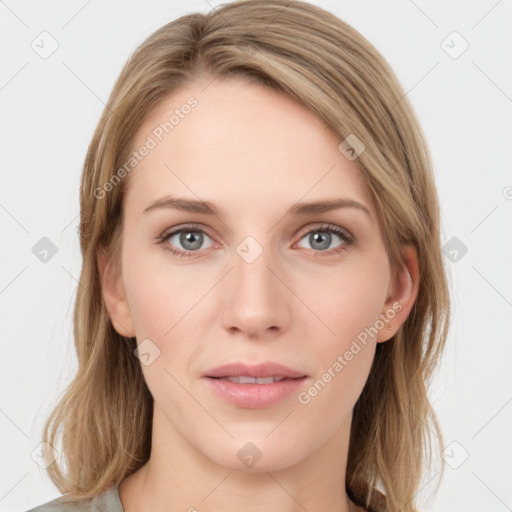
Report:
102,77,413,472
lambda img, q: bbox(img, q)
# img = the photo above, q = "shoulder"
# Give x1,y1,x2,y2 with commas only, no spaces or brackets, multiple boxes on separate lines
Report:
25,483,123,512
25,493,91,511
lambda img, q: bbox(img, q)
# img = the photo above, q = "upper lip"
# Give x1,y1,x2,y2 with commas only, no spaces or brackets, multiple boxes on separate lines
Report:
203,362,307,379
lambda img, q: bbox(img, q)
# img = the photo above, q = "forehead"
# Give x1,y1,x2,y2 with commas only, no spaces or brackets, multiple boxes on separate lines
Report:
124,77,376,220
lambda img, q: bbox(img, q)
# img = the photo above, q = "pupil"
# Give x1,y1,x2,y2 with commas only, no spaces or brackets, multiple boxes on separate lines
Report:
181,231,202,250
311,231,330,250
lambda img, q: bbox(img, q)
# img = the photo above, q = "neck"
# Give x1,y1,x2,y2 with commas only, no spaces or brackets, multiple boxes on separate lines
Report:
119,404,359,512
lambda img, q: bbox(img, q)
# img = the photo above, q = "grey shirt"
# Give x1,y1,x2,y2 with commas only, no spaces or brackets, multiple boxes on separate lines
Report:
25,483,123,512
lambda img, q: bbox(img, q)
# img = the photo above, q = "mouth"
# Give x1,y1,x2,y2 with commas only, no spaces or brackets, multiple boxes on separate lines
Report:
210,375,297,384
203,361,308,380
202,361,308,409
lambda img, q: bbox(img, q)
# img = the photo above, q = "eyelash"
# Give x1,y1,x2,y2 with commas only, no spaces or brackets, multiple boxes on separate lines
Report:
156,223,354,258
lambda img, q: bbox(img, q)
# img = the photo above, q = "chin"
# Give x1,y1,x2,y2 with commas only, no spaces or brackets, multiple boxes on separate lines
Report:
201,433,309,474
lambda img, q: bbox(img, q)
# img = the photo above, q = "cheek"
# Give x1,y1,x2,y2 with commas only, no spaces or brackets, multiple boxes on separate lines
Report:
123,268,173,340
121,245,214,384
297,255,389,347
294,257,388,402
121,237,200,338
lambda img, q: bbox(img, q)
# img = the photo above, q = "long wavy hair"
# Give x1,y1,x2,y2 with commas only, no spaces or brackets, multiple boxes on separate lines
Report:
40,1,451,510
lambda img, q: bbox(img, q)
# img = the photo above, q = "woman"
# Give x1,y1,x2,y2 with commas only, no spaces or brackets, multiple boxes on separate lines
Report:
28,1,450,511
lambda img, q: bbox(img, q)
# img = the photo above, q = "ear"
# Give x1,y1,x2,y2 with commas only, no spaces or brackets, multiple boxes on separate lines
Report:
97,248,136,338
377,244,419,343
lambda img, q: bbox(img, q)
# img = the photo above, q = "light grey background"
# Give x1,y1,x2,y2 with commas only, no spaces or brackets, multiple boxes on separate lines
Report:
1,1,511,511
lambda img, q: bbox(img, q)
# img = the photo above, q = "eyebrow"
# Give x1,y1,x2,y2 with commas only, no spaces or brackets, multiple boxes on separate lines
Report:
143,195,372,220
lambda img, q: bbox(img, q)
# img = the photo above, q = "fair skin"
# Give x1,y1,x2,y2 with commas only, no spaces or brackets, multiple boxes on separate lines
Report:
98,77,419,512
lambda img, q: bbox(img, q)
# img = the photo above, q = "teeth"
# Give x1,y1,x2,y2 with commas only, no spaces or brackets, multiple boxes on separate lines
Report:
222,376,286,384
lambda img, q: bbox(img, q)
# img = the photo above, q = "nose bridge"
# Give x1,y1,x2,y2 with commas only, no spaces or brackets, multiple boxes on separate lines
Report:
233,233,280,305
221,233,289,335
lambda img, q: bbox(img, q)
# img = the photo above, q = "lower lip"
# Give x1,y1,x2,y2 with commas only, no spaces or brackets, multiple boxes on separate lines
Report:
203,376,308,409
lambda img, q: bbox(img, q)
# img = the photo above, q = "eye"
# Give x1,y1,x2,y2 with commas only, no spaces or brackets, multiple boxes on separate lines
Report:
157,224,215,258
295,224,354,255
157,223,354,258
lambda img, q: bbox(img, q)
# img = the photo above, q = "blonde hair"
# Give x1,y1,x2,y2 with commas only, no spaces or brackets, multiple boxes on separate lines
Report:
41,1,451,510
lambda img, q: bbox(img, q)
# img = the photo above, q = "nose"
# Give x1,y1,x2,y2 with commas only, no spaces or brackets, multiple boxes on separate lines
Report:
221,241,291,339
